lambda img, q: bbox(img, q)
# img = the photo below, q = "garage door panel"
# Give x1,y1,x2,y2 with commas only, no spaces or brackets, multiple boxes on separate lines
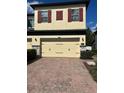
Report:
42,42,80,45
41,39,80,57
42,45,79,52
42,52,80,57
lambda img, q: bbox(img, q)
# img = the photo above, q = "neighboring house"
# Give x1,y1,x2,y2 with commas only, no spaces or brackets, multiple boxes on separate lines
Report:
27,0,90,57
27,14,34,31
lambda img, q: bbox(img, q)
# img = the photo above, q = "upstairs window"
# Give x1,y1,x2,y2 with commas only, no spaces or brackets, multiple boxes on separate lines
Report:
71,9,80,21
41,11,48,22
68,8,83,22
38,10,51,23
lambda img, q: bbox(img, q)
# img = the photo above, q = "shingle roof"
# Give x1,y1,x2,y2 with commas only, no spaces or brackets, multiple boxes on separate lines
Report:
30,0,90,9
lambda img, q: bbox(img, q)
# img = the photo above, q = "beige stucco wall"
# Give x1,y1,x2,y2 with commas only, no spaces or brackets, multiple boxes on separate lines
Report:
27,42,32,49
27,35,86,49
34,4,86,30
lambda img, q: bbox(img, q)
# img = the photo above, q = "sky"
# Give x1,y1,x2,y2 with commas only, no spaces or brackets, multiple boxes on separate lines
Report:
27,0,97,31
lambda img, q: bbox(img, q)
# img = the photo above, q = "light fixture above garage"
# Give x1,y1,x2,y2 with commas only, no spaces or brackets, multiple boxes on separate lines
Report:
35,38,37,41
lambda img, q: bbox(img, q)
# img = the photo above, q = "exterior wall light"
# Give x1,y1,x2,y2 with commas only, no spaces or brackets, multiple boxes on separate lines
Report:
35,38,37,41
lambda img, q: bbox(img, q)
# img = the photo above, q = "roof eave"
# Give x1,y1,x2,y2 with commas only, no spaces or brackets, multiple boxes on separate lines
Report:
27,14,34,16
30,0,90,9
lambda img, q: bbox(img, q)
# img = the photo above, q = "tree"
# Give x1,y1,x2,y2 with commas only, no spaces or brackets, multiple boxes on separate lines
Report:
86,28,94,46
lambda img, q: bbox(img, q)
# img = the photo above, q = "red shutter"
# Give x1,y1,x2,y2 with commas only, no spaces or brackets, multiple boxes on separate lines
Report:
48,10,51,23
56,11,63,20
68,9,71,22
38,11,42,23
79,8,83,22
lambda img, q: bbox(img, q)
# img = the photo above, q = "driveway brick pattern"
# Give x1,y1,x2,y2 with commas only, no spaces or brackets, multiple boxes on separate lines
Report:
28,58,96,93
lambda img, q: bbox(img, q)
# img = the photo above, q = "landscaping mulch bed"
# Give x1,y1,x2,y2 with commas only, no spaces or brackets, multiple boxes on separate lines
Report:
84,62,97,82
27,56,41,65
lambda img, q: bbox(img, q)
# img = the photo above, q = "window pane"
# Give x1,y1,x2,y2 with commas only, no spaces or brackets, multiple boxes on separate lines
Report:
41,11,48,17
42,17,48,22
72,15,79,21
71,9,79,15
72,16,79,21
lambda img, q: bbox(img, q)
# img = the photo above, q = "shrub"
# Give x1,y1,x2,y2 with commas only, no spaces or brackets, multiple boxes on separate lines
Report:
80,50,93,59
92,49,97,55
27,49,36,61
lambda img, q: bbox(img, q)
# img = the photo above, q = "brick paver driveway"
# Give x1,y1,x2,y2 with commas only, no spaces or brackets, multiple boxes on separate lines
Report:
28,58,96,93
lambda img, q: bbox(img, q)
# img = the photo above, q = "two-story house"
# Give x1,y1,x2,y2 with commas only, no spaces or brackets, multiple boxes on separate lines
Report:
27,0,89,57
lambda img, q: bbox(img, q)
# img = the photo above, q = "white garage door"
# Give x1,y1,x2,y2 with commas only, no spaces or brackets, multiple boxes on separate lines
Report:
41,38,80,57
